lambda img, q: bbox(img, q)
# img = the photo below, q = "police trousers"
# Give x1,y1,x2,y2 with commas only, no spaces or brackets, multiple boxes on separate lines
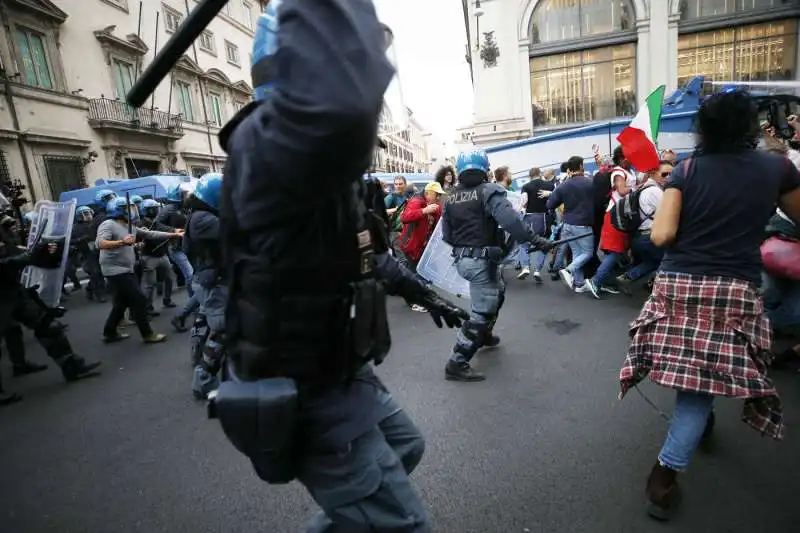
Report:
191,283,228,397
0,290,73,363
449,257,506,365
141,255,174,307
299,406,429,533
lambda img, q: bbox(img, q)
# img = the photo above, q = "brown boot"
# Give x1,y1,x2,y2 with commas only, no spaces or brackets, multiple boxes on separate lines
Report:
645,461,681,520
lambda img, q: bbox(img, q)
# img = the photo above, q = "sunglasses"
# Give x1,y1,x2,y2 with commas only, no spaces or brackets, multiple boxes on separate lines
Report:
661,172,671,178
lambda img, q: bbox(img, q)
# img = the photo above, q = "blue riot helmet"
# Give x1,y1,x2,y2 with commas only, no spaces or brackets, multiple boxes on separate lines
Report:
252,1,281,102
193,173,223,211
164,185,183,204
75,205,94,223
130,194,144,206
140,198,160,219
455,149,490,176
23,211,36,224
94,189,117,205
106,197,138,222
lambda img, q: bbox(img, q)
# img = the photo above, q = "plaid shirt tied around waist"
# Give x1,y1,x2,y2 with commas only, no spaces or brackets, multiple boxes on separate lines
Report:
619,271,783,439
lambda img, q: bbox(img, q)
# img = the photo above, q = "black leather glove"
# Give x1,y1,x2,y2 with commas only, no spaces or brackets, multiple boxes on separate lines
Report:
528,234,554,254
29,238,64,269
413,288,469,329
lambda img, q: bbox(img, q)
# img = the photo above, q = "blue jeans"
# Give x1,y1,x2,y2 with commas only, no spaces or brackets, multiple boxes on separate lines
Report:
168,248,194,297
562,224,594,286
627,234,664,281
592,251,621,286
299,404,429,532
761,272,800,329
519,213,549,271
450,257,505,364
658,391,715,471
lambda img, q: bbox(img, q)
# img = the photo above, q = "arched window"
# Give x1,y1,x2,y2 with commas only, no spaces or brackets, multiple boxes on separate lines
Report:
678,0,797,21
529,0,638,127
531,0,634,44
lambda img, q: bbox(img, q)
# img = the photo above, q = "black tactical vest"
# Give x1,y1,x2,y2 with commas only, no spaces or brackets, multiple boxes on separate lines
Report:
443,183,501,248
222,178,390,386
185,210,225,280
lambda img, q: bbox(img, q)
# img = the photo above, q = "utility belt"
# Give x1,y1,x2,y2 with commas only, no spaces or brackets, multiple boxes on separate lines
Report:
209,232,389,485
452,245,505,262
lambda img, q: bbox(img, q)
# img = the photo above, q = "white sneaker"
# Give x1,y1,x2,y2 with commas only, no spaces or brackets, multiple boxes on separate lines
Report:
558,268,574,290
585,279,601,299
574,284,589,293
517,267,531,280
533,271,542,285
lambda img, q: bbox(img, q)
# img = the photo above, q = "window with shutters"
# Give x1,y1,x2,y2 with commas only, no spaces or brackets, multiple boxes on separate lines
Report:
175,80,195,122
225,40,240,66
13,27,54,90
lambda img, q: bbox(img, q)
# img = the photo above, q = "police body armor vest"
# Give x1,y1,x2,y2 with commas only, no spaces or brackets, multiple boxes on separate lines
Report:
185,211,225,280
224,178,391,386
444,183,502,248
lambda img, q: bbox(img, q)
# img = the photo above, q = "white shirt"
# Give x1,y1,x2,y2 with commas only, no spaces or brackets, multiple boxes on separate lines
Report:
608,166,637,210
637,179,664,231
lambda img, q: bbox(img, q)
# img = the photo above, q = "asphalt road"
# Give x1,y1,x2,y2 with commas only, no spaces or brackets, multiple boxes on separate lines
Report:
1,275,798,533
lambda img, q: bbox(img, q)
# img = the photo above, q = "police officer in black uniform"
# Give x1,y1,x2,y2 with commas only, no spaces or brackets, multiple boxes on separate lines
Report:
442,149,553,382
0,193,101,405
210,1,469,530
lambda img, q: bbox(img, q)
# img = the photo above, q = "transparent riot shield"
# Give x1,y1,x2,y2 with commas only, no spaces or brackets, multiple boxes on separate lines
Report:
20,199,77,308
417,191,523,298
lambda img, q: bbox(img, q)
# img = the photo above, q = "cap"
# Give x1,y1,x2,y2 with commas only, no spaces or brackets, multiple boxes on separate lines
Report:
424,182,445,195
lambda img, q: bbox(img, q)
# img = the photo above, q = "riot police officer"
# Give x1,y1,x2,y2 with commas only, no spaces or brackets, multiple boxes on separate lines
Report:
0,193,101,405
184,173,225,400
211,1,469,531
442,150,553,382
139,199,177,312
156,186,193,296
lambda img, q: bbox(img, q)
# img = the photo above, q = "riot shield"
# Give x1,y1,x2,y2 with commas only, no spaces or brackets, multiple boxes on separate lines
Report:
417,191,523,298
20,199,77,308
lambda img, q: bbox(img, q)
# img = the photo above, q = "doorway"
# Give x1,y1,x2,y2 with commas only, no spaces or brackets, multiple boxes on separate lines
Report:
125,158,161,178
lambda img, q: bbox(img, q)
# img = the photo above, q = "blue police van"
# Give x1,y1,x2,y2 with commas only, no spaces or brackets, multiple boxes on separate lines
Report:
59,174,197,207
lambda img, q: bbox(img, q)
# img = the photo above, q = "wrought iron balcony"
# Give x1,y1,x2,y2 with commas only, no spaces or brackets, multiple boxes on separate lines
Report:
88,98,183,138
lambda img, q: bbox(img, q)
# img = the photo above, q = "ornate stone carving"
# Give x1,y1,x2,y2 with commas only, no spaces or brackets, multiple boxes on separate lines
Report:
480,31,499,68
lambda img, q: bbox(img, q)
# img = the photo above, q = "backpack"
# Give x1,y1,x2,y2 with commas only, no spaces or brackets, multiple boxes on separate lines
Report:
608,157,692,233
609,184,656,233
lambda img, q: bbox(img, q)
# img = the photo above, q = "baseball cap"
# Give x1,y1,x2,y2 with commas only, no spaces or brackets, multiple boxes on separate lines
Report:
424,182,445,195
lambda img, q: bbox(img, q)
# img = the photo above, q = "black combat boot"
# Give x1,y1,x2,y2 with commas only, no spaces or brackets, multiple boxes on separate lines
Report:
484,333,501,347
60,355,102,382
171,315,188,333
12,360,48,377
445,361,485,382
645,461,682,520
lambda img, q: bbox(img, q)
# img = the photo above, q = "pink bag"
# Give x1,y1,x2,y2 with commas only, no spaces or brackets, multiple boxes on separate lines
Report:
761,236,800,280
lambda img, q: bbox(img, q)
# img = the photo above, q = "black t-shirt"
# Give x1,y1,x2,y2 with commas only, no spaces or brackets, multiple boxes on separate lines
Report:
659,150,800,283
522,178,555,213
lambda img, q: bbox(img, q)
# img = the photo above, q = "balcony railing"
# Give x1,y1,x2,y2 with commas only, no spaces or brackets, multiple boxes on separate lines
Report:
88,98,183,135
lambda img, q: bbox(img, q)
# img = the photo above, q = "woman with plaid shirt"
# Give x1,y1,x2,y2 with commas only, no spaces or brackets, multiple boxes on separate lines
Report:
618,91,800,521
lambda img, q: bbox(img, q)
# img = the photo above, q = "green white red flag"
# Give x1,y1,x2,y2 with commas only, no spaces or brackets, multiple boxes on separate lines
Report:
616,85,666,172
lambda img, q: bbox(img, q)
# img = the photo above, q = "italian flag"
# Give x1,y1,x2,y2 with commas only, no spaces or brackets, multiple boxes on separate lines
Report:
616,85,666,172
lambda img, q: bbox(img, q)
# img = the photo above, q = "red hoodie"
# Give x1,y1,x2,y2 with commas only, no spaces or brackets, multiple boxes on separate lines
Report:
398,194,440,263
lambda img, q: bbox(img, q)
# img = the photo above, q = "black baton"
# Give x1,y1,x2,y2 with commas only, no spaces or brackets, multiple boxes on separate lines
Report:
127,0,230,107
549,232,594,247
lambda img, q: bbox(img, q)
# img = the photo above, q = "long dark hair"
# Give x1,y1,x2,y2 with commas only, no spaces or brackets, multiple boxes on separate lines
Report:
435,165,455,188
695,91,759,154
